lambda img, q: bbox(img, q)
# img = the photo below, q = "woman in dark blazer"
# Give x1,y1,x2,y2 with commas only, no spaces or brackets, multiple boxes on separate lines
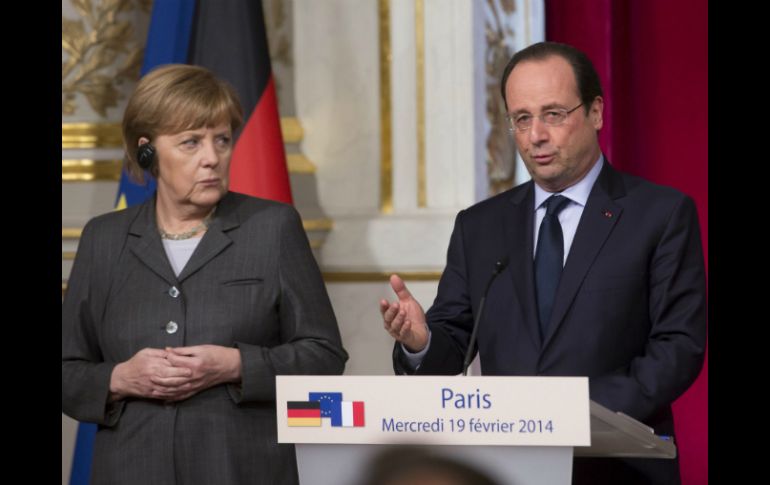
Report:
62,64,348,485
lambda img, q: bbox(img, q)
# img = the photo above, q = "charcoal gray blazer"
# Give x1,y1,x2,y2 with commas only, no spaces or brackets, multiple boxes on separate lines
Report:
62,191,348,485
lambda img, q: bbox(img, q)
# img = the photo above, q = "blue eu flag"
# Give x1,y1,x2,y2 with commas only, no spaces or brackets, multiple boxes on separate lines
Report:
309,392,343,427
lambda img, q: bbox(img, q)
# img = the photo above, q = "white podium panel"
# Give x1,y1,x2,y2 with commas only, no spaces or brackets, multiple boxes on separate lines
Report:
276,375,674,485
277,375,590,447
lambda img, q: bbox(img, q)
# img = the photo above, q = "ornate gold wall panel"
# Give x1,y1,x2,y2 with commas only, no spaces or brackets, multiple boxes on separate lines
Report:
62,0,150,118
485,0,519,196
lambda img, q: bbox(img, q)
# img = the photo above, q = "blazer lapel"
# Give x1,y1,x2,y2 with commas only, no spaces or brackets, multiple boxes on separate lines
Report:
127,197,178,286
176,193,239,282
502,182,542,350
542,161,626,349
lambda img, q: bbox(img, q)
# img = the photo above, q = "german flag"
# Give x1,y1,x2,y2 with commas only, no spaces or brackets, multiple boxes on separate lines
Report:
188,0,293,204
287,401,322,427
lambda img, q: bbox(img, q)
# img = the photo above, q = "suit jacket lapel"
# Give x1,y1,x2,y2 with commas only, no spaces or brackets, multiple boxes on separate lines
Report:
127,197,178,286
502,182,542,350
542,161,625,349
176,192,239,282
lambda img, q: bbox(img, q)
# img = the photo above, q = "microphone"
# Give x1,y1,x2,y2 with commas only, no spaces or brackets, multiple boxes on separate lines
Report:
462,258,508,376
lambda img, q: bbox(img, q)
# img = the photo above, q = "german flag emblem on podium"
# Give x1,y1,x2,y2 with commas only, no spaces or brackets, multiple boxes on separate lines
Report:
287,401,322,427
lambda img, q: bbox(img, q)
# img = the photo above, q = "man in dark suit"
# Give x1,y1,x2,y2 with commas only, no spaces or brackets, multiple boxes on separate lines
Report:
379,42,706,485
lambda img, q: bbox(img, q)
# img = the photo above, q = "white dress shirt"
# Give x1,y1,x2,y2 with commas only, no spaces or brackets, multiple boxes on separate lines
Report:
532,154,604,264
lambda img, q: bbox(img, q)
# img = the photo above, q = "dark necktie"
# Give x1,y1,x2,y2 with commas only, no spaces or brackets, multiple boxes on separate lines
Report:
535,195,571,339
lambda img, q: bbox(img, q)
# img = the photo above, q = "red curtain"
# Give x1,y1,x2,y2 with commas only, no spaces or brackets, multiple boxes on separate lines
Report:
546,1,708,483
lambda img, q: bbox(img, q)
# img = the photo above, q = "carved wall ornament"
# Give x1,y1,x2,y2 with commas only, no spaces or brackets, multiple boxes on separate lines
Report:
484,0,518,196
62,0,151,117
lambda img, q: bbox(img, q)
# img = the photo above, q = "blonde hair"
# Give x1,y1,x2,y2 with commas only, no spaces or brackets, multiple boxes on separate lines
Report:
122,64,244,182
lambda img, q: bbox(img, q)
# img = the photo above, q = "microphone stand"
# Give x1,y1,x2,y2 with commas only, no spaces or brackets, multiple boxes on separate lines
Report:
462,259,508,376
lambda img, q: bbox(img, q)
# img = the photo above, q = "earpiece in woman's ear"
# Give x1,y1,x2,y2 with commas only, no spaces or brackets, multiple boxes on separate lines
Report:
137,143,156,170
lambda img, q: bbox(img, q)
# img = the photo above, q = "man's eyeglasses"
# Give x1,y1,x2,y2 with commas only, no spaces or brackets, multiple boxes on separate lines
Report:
506,103,584,133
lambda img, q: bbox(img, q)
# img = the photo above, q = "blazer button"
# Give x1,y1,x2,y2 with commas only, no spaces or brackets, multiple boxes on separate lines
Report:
168,286,180,298
165,321,179,334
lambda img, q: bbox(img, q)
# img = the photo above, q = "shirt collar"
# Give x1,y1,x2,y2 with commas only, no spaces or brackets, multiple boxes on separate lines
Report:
533,153,604,210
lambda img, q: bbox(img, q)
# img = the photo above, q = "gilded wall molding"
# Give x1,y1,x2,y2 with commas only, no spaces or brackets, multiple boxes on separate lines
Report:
62,159,122,181
62,122,123,148
281,117,304,143
300,218,334,232
378,0,393,214
286,154,316,174
61,228,82,239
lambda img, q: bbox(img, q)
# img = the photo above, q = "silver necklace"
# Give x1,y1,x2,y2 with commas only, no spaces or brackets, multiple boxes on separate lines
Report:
159,210,214,240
